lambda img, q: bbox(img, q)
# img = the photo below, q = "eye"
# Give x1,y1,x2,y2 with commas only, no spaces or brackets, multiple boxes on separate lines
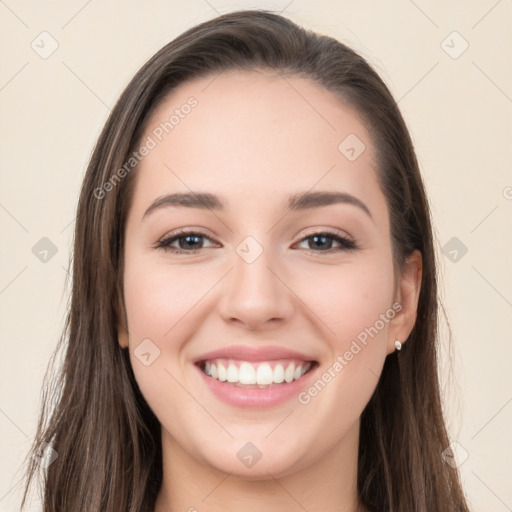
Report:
295,230,357,253
155,230,217,254
154,229,358,254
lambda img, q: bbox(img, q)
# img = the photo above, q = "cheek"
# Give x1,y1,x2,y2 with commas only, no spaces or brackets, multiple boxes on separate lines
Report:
297,258,395,344
121,254,224,407
294,264,395,423
123,256,209,341
122,258,200,422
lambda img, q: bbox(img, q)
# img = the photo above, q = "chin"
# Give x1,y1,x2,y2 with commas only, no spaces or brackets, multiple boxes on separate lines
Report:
197,439,311,481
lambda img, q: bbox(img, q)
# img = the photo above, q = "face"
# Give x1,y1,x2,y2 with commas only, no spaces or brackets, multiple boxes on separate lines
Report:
117,69,421,479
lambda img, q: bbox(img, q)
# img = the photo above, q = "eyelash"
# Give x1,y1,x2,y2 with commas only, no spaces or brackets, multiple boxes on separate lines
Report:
154,229,358,255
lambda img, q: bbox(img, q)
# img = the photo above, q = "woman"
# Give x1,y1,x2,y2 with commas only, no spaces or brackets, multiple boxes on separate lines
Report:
21,9,471,512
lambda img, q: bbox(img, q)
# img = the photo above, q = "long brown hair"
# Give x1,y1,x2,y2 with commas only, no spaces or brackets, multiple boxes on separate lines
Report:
20,10,470,511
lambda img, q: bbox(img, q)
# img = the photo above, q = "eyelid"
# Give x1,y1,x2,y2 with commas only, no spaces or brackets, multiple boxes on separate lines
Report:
153,228,218,250
155,226,358,254
293,229,357,252
297,226,354,242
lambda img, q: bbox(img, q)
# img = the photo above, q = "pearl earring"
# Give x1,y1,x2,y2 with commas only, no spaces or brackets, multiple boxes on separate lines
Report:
394,340,402,351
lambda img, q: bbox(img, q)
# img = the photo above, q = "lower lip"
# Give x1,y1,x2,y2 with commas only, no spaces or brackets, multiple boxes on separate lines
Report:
195,363,318,409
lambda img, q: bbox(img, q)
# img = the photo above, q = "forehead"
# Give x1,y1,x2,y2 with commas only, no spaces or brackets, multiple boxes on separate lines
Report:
132,69,383,215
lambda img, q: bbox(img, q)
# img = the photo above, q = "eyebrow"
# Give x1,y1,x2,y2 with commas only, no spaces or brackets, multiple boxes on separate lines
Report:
142,190,372,220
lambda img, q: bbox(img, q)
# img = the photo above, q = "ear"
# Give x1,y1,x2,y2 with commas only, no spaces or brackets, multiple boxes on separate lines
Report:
115,287,129,349
118,321,129,349
386,250,422,355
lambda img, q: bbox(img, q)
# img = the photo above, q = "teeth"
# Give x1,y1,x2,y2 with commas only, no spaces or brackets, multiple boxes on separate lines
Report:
217,362,227,382
239,362,256,384
256,363,274,385
284,363,295,383
202,359,312,386
273,364,285,383
227,364,238,383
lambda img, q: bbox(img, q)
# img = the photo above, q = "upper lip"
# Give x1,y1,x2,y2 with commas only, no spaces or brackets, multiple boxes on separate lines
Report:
194,345,316,364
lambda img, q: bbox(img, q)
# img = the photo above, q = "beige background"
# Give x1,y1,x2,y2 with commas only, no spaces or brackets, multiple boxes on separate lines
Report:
1,1,511,510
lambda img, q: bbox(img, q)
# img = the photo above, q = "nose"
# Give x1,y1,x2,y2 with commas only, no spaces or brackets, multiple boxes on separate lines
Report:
217,240,295,330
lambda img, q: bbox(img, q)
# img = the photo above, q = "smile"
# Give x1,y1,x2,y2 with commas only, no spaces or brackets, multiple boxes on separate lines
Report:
200,358,314,388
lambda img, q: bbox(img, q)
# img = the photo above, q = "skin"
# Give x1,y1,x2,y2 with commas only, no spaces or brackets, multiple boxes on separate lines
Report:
117,69,422,512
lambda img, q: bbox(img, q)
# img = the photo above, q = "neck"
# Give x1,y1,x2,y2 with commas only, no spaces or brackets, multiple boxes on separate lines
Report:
154,420,366,512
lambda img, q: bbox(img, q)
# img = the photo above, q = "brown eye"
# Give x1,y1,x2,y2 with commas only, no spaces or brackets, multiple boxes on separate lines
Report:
155,231,216,253
296,231,357,253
